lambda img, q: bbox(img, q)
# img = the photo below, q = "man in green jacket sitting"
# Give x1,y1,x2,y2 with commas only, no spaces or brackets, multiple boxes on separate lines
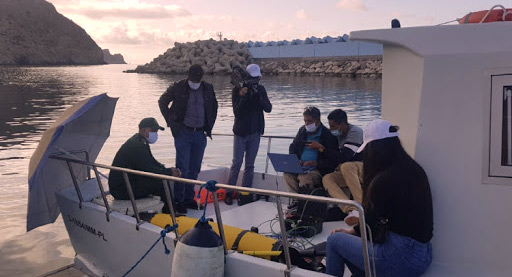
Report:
108,117,181,214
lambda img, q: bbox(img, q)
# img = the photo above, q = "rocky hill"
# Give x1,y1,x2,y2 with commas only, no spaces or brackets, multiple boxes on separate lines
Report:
102,49,126,64
131,39,252,74
0,0,104,65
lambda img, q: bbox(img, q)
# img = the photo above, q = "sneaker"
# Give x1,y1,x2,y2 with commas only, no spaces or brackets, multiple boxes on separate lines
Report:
224,193,234,206
183,200,204,210
174,202,187,215
344,210,360,226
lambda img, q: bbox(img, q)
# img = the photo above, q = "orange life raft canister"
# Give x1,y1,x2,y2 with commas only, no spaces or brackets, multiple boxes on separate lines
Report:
459,8,512,24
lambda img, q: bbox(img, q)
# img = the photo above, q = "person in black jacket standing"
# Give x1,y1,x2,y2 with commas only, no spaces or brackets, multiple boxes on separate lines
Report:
225,64,272,205
158,65,218,214
284,107,338,202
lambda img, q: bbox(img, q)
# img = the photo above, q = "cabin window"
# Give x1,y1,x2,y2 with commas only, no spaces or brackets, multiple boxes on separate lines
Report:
503,86,512,166
489,75,512,178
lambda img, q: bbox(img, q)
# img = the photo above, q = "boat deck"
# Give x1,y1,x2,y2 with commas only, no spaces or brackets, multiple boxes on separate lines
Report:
187,198,349,245
40,264,91,277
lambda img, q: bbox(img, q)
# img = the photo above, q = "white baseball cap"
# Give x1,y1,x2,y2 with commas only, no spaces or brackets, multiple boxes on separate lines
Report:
357,119,399,153
246,64,262,77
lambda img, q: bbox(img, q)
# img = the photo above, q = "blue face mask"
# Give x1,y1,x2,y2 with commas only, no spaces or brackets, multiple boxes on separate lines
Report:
147,132,158,144
331,130,341,137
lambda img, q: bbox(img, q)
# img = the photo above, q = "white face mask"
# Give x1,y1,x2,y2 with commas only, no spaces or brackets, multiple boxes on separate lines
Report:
188,80,201,90
305,122,318,133
147,132,158,144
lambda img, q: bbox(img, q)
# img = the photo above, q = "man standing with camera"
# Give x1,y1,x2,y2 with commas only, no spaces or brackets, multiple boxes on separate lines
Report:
225,64,272,205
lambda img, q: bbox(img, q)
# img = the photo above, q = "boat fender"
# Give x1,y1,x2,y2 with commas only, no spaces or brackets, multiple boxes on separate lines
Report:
171,219,224,277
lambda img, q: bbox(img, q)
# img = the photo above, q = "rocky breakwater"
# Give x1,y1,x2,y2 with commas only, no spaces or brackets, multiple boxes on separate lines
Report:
0,0,104,65
258,58,382,78
130,39,253,74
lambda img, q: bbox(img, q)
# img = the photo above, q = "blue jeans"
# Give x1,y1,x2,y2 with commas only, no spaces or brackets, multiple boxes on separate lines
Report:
326,231,432,277
227,133,261,192
173,129,207,203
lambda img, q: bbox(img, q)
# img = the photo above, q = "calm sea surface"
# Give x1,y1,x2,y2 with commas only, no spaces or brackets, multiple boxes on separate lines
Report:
0,64,381,276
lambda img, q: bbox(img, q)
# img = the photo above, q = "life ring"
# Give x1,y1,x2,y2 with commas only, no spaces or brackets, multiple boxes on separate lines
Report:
459,5,512,24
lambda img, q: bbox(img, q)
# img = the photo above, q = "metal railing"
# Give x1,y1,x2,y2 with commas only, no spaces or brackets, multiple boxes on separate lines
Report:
50,155,374,277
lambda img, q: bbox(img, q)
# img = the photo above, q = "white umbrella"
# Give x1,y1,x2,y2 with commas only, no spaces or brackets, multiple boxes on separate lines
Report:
27,93,118,231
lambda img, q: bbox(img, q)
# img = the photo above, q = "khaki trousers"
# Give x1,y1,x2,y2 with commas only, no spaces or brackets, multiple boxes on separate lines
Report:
283,170,323,193
322,161,363,213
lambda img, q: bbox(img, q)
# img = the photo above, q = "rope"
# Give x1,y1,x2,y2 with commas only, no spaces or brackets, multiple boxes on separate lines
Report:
196,180,218,222
122,224,178,277
436,19,461,26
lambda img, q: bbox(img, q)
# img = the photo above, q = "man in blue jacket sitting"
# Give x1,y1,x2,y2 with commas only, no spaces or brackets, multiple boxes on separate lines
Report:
284,107,338,209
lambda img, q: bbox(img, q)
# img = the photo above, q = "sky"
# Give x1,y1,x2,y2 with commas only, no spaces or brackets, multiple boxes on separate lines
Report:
47,0,503,64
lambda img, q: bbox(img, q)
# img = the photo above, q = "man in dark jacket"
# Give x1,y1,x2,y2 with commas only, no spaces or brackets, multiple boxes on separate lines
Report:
225,64,272,205
108,117,180,213
158,65,218,214
284,107,338,202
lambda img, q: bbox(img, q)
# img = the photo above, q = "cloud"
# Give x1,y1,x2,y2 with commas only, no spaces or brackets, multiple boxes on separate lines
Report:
98,25,144,45
97,24,176,46
296,9,308,20
336,0,368,11
51,0,190,20
79,6,190,20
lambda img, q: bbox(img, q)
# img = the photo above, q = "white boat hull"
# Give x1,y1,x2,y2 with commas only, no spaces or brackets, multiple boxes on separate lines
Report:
56,169,331,277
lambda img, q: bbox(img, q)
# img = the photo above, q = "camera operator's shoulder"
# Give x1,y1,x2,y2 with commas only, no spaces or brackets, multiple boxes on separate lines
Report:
257,84,267,91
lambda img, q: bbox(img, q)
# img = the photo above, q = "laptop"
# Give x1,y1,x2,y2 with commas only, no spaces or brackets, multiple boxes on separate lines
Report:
267,153,315,174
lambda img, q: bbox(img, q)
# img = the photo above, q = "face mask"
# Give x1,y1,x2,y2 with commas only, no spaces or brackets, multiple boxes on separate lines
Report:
188,80,201,90
147,132,158,144
331,130,341,136
305,122,317,133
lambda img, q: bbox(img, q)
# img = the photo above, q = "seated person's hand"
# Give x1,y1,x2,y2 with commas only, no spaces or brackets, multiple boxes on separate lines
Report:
170,167,181,177
239,87,248,96
303,160,317,167
306,140,323,150
330,227,355,235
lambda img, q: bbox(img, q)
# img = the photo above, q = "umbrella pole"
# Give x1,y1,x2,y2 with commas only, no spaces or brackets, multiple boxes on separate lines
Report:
66,161,84,208
122,172,142,230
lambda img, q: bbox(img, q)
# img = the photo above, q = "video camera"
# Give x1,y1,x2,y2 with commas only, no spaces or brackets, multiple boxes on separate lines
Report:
230,65,259,93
